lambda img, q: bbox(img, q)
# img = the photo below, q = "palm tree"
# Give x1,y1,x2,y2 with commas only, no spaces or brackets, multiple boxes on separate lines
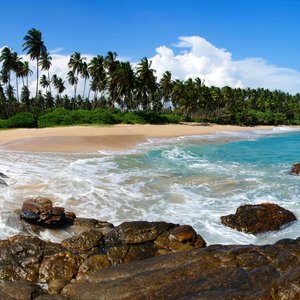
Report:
110,62,135,110
22,28,47,97
136,57,157,111
19,61,32,88
81,62,89,98
39,51,52,93
88,55,106,100
160,71,173,110
67,70,78,109
0,47,14,86
40,74,49,92
68,52,85,98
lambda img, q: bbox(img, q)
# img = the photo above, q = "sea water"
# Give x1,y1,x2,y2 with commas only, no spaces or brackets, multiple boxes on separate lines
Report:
0,127,299,245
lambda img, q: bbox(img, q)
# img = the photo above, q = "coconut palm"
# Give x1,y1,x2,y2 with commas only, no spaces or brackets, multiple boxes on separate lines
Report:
0,47,14,86
19,61,33,88
159,71,173,110
40,74,50,92
136,57,157,111
68,52,85,97
81,62,89,98
39,51,52,93
22,28,47,97
88,55,106,100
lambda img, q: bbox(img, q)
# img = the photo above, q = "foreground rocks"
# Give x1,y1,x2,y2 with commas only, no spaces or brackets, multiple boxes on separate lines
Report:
0,213,206,295
62,238,300,299
221,203,296,234
0,198,298,299
291,162,300,175
1,237,300,299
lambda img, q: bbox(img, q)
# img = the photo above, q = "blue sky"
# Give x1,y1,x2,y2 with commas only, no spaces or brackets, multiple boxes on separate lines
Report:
1,0,300,93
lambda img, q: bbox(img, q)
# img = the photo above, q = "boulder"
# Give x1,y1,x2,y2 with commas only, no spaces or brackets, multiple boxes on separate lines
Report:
0,179,7,186
221,203,296,234
62,238,300,300
0,172,9,178
291,163,300,175
61,229,104,253
20,198,72,228
0,280,45,299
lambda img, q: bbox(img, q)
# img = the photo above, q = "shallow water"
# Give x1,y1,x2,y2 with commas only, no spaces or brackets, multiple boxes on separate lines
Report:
1,127,300,245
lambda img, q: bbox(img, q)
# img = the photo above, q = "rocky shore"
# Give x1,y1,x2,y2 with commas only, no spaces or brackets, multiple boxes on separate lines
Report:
0,197,299,299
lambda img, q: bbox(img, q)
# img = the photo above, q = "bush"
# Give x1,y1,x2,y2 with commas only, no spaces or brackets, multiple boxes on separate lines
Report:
38,108,70,127
120,112,147,124
6,112,36,128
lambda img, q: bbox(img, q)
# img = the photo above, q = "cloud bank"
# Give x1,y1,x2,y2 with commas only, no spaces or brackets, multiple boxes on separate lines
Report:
1,36,300,96
150,36,300,94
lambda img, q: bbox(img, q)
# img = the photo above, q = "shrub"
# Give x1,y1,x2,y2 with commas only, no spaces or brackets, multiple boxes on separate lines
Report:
6,112,36,128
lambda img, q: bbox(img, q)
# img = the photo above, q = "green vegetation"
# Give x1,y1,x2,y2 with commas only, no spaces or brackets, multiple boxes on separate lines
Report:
0,28,300,128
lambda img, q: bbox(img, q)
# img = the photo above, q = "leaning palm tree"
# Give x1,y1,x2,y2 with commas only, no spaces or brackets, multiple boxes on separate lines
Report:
22,28,47,97
39,51,52,93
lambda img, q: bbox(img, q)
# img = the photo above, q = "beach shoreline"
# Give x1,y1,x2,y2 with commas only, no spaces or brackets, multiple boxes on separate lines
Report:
0,123,296,153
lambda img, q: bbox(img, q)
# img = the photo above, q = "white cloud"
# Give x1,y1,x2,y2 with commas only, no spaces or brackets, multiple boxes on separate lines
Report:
150,36,300,94
1,36,300,96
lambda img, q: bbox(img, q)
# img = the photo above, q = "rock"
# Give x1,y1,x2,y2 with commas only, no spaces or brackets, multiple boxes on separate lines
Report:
61,229,104,253
0,235,47,282
39,251,84,293
155,225,206,253
220,203,296,234
0,172,9,178
291,163,300,175
20,198,68,228
0,179,7,186
76,254,111,281
0,280,45,299
62,238,300,300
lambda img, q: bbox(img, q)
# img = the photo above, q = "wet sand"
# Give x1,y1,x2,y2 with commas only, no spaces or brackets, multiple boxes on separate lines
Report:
0,124,286,152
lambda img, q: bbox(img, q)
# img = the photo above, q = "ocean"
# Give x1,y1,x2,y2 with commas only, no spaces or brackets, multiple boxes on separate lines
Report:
0,127,300,245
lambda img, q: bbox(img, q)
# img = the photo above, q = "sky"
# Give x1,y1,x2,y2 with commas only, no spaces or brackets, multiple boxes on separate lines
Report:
1,0,300,94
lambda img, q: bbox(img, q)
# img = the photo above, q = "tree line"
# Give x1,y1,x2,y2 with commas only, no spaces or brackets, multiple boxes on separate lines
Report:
0,28,300,126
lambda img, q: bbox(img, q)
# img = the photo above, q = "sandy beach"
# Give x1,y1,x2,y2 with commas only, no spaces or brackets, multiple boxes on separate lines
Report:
0,124,286,152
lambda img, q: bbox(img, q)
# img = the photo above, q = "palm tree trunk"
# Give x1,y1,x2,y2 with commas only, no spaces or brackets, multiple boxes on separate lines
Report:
83,78,87,98
16,75,19,102
48,70,52,93
36,58,39,97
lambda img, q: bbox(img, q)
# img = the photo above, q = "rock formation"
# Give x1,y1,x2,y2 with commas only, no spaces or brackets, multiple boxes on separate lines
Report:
221,203,296,234
291,162,300,175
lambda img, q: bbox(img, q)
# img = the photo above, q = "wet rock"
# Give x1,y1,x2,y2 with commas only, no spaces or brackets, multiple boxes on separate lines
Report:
76,254,111,281
39,251,84,294
62,238,300,300
0,179,8,186
61,229,104,253
0,280,45,299
21,198,68,228
0,235,47,282
291,162,300,175
220,203,296,234
155,225,206,253
0,172,9,178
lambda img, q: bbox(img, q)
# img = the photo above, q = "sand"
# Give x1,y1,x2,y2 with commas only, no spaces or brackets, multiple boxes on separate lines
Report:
0,124,287,153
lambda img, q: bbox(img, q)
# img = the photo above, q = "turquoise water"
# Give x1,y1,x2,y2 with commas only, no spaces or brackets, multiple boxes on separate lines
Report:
0,128,299,245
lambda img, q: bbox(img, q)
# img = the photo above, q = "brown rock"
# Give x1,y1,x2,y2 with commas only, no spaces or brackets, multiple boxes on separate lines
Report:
39,251,84,293
0,280,45,299
221,203,296,234
61,229,104,253
291,163,300,175
77,255,111,281
62,239,300,300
